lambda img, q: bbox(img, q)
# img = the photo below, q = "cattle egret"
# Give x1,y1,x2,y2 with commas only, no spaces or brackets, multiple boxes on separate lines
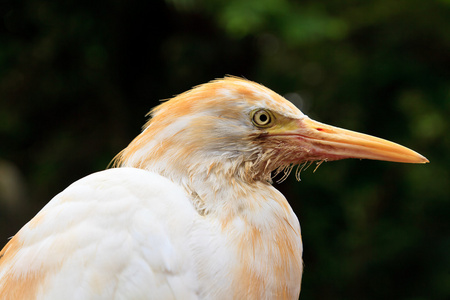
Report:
0,77,428,299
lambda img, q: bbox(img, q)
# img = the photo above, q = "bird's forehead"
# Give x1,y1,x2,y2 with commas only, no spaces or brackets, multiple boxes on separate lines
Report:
153,78,304,121
214,80,304,118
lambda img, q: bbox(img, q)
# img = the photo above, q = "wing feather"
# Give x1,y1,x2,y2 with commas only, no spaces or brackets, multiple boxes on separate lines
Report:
0,168,200,299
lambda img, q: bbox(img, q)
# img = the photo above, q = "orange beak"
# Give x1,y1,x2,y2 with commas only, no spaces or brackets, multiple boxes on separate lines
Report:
279,117,429,164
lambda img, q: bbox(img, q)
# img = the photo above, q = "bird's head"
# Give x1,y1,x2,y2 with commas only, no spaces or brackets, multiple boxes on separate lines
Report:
113,77,428,186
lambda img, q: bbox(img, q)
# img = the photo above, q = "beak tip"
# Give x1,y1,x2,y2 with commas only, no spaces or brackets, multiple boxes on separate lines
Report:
419,155,430,164
405,152,429,164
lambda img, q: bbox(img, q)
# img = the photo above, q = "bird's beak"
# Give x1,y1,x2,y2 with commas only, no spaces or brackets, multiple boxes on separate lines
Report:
280,117,429,164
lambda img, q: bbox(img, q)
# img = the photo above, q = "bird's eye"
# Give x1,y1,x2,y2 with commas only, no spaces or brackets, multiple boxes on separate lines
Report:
251,109,273,128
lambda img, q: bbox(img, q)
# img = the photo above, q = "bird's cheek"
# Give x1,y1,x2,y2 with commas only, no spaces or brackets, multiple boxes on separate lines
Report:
284,136,344,163
261,136,319,164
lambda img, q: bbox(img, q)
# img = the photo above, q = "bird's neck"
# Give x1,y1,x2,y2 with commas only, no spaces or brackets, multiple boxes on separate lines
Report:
145,158,273,217
115,135,273,214
184,168,303,299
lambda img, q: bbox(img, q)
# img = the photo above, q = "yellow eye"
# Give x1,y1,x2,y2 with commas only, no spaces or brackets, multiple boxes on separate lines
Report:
251,109,273,128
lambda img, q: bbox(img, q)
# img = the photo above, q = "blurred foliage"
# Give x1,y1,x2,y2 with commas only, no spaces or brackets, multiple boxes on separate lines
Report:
1,0,449,299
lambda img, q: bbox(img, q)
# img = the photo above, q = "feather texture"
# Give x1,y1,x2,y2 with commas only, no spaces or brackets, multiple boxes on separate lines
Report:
1,77,426,299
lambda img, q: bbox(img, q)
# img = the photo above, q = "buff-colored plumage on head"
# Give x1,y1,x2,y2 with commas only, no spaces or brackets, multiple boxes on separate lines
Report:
112,77,304,183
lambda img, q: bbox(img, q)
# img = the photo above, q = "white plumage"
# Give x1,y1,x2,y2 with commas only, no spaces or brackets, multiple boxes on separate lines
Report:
0,77,427,299
18,168,200,299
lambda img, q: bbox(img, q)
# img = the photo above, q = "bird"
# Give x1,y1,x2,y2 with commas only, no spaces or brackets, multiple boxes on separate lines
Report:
0,77,428,299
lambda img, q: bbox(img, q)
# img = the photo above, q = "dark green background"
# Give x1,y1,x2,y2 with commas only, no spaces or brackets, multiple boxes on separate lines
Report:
1,0,449,299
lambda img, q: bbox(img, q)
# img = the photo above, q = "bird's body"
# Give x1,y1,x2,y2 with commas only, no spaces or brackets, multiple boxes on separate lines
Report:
0,77,427,299
0,168,300,299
